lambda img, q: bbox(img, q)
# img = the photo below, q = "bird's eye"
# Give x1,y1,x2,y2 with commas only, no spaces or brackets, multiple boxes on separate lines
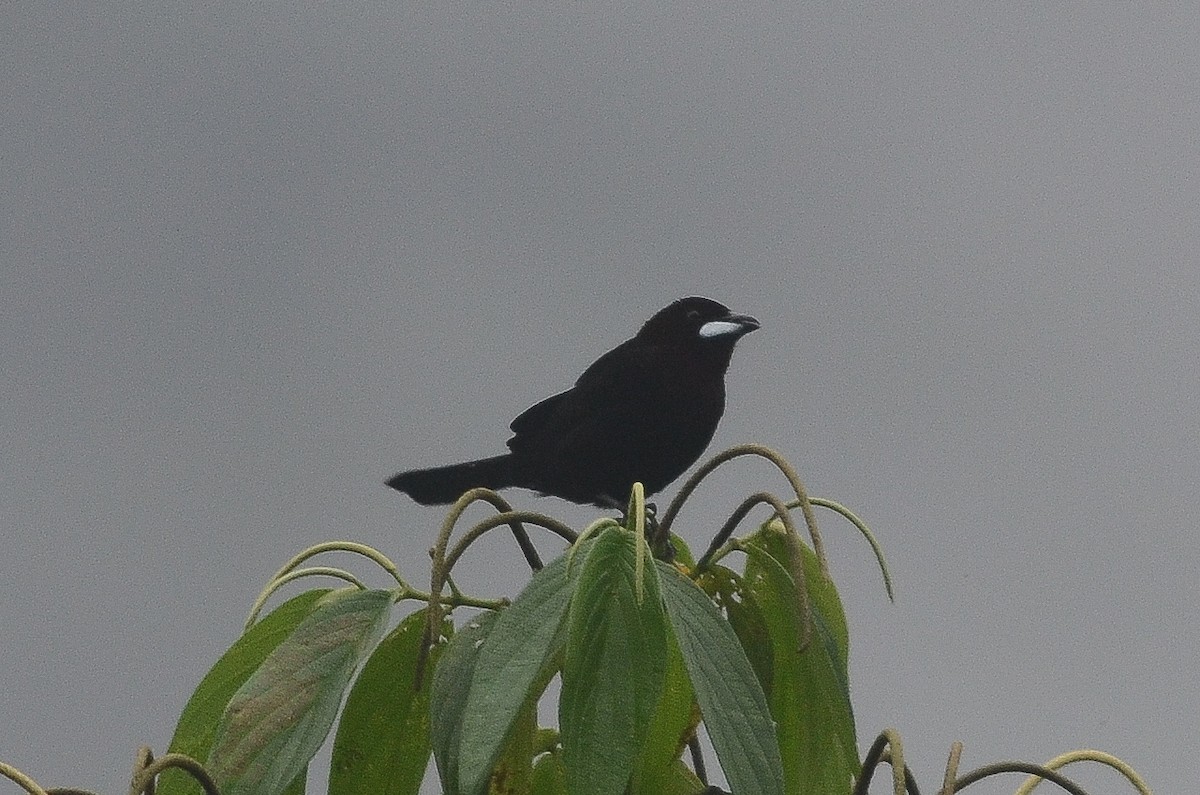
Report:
686,309,700,320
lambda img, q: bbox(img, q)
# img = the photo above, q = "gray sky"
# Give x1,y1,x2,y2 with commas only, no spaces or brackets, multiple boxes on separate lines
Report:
5,5,1197,794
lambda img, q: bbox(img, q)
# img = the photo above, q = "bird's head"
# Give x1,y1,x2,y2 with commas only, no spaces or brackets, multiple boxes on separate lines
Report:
638,296,760,348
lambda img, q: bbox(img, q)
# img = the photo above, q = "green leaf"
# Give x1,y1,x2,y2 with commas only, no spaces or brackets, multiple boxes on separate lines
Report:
657,562,785,795
743,529,858,795
631,630,697,793
667,534,696,569
530,750,567,795
753,519,851,663
430,610,499,795
651,760,707,795
458,544,586,795
707,565,774,702
207,588,393,795
329,608,442,795
489,699,537,795
539,729,701,795
159,589,330,795
560,528,668,795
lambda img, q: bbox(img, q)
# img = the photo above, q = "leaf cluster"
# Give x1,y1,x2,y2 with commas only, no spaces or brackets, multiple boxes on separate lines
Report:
0,447,1156,795
149,462,862,795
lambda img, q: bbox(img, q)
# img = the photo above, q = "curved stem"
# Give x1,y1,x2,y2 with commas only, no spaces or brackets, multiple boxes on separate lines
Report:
423,490,578,683
854,729,908,795
0,761,53,795
244,567,369,628
660,444,828,579
1013,750,1150,795
940,741,963,795
128,752,221,795
805,497,894,602
246,541,404,628
443,511,577,573
953,762,1090,795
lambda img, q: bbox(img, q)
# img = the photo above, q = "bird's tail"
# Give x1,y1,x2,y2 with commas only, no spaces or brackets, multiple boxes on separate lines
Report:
386,454,516,505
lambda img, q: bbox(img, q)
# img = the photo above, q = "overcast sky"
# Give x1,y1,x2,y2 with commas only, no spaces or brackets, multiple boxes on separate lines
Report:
5,5,1198,794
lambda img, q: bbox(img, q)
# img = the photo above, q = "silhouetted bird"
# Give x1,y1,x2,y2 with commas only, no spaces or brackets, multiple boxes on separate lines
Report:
386,297,759,507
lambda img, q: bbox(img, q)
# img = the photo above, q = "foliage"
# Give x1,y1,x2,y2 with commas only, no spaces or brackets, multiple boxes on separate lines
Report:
0,446,1151,795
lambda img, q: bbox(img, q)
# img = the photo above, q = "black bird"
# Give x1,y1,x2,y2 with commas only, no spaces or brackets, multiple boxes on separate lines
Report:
386,296,759,507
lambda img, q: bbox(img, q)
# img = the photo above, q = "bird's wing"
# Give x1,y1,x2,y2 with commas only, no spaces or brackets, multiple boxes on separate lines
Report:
507,338,653,453
509,389,572,437
569,337,656,396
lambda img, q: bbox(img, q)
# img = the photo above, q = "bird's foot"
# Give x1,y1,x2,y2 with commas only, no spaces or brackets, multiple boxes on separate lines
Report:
645,503,677,562
614,502,675,563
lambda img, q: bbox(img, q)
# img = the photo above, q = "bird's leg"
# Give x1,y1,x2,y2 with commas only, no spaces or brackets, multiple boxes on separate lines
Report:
613,500,675,563
644,502,677,563
597,493,625,512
